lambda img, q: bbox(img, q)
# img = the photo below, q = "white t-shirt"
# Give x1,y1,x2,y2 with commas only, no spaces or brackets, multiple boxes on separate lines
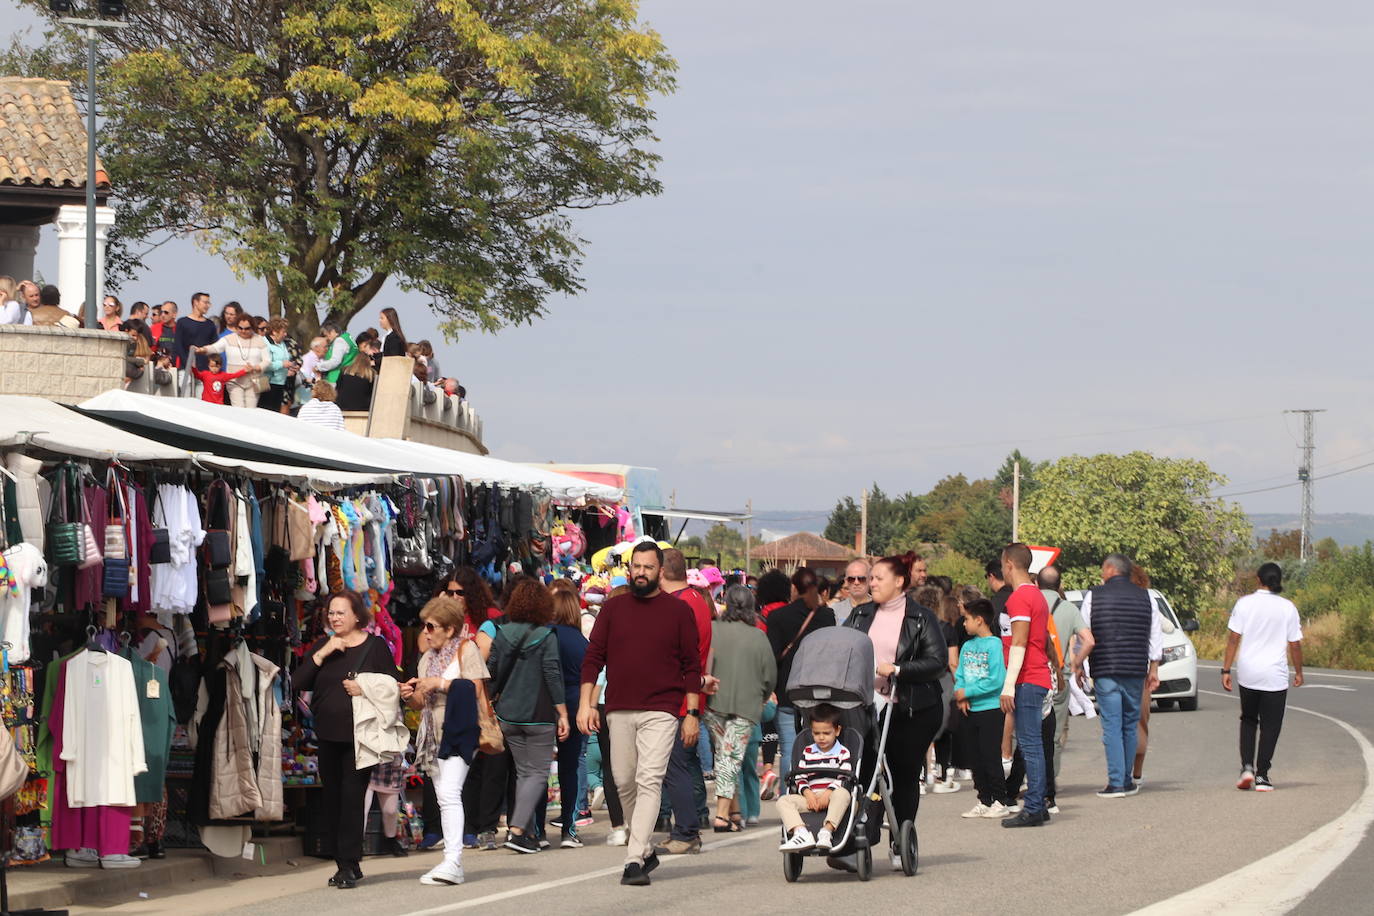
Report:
1228,590,1302,692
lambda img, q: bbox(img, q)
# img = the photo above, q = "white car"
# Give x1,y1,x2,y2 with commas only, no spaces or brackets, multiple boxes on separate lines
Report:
1063,588,1200,711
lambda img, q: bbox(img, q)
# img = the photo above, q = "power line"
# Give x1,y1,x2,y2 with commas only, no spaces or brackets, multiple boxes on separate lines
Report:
1212,456,1374,499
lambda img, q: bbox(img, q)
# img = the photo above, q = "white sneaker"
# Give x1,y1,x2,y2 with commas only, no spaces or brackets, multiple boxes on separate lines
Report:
890,850,902,870
932,779,961,794
1001,757,1014,778
1047,803,1061,815
99,854,142,870
983,802,1011,818
814,828,833,852
419,862,465,885
590,787,605,811
962,803,989,818
65,848,99,868
919,782,928,796
957,769,974,781
779,828,816,852
1006,804,1023,814
606,826,628,847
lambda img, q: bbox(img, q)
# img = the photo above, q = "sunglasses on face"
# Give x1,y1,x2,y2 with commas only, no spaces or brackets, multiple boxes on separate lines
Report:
846,576,868,583
444,588,464,597
422,620,441,631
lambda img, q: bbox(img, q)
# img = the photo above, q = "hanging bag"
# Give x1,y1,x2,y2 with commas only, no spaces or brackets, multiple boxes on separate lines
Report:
203,480,234,569
47,466,84,567
76,475,104,570
104,467,129,560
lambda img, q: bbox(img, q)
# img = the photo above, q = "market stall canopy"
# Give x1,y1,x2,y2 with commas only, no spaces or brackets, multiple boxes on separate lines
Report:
77,390,461,475
381,440,622,504
194,455,398,491
531,463,661,508
0,395,192,462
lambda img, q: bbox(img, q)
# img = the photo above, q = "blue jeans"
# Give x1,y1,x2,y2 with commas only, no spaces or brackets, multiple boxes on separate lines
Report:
697,722,715,774
1096,675,1145,789
1014,684,1049,815
777,706,799,790
739,723,762,821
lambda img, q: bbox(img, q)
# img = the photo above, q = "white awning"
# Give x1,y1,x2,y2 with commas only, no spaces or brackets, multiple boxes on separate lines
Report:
644,509,752,523
379,439,622,504
194,455,400,491
0,396,193,462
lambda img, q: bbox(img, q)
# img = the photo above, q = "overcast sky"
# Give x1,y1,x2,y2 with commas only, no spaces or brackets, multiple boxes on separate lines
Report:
11,1,1374,517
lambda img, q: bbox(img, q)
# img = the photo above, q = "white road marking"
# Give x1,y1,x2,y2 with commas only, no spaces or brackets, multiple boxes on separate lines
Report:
1302,685,1357,692
1197,663,1374,682
394,829,774,915
1130,689,1374,916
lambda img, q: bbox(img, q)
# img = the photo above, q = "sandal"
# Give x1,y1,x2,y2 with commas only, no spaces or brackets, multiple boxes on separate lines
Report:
730,813,745,831
712,817,733,833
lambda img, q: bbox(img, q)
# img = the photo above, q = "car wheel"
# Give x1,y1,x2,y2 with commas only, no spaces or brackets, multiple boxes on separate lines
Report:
1154,698,1176,711
1178,695,1199,711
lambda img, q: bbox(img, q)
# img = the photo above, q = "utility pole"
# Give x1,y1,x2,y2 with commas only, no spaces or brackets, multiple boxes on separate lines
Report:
858,488,868,557
744,499,753,572
1286,409,1326,562
1012,459,1021,542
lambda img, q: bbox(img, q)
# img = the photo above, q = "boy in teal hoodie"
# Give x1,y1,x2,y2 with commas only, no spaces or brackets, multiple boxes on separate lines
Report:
954,598,1011,818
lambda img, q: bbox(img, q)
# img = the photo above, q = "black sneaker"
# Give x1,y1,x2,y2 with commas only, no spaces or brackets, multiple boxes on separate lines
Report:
642,852,661,874
621,862,651,886
1096,785,1127,798
1255,775,1275,792
1001,810,1046,828
560,830,583,849
1123,781,1140,796
146,841,166,860
505,833,540,854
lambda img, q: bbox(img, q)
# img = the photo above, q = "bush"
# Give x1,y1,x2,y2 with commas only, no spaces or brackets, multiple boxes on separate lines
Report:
927,549,986,590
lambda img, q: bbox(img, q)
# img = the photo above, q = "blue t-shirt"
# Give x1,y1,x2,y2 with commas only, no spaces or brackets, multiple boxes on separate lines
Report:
955,635,1006,713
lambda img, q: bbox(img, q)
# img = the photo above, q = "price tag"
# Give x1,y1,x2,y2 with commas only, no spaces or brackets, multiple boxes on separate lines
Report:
147,679,161,699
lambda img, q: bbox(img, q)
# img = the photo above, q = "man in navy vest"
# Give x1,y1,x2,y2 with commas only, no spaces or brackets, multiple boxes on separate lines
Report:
1073,554,1159,798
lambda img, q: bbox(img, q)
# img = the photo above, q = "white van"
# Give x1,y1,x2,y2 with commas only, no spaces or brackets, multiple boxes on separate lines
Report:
1063,588,1200,711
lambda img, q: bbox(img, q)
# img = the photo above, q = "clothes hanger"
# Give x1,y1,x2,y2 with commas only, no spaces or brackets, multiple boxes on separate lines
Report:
84,625,105,654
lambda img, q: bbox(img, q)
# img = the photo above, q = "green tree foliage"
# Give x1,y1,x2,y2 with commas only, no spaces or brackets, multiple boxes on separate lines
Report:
13,0,674,339
949,492,1010,564
927,549,986,588
1021,452,1251,613
823,485,923,556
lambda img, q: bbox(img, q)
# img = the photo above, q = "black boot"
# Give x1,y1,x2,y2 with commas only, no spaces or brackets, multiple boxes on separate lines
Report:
387,835,409,857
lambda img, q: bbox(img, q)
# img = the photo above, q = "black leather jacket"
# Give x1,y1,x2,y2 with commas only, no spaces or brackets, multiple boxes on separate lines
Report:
843,596,948,714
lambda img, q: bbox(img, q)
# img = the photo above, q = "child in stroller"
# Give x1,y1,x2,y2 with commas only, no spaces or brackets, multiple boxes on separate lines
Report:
777,704,852,853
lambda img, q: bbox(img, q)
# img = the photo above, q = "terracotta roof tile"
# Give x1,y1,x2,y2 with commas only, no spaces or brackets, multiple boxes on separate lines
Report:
0,77,109,189
751,532,856,562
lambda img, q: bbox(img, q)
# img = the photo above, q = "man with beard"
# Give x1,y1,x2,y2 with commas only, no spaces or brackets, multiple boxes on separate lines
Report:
579,542,702,887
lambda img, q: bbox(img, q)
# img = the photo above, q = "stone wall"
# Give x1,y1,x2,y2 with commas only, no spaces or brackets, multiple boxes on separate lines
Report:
0,324,127,403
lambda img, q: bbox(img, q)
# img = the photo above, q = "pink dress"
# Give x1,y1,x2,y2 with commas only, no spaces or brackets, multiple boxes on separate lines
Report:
49,660,134,856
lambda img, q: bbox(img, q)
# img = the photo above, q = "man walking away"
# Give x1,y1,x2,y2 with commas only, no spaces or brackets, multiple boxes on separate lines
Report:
1074,554,1157,799
999,543,1053,828
579,542,702,887
1223,563,1303,791
654,548,714,856
832,559,870,625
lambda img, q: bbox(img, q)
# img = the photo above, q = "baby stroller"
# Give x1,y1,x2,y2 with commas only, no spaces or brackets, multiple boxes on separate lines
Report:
780,626,918,881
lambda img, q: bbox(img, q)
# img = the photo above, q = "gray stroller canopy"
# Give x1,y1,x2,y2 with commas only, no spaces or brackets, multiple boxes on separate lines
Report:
785,625,875,709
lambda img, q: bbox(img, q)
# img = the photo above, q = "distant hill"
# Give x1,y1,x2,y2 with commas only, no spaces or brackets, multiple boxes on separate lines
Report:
677,510,1374,550
1249,513,1374,547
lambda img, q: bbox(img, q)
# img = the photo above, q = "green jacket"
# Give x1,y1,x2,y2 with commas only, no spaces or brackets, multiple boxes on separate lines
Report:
707,620,776,722
322,332,358,384
487,622,564,725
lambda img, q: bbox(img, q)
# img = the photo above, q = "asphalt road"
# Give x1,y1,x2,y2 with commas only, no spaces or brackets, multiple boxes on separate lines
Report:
72,665,1372,916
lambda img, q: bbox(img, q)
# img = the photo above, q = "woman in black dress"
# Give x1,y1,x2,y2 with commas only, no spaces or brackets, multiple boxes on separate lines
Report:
379,307,408,357
291,590,397,889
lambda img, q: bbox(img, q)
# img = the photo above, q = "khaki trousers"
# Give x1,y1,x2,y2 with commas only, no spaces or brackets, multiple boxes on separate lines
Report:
776,786,851,833
607,710,678,865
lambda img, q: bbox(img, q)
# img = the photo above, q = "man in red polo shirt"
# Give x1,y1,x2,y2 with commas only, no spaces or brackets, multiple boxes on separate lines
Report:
999,542,1053,828
579,542,702,887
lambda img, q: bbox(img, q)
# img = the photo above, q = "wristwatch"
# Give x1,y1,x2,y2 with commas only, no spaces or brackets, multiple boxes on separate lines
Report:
687,709,701,718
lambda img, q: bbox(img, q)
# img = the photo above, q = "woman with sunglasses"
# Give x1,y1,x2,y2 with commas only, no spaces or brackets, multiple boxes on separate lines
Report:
291,590,397,889
403,595,489,886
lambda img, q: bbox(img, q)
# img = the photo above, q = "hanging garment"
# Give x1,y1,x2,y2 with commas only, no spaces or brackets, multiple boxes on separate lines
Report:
48,661,134,855
120,647,176,804
246,489,265,621
0,542,45,662
151,484,205,615
6,453,48,551
61,650,147,807
126,481,155,612
189,644,283,821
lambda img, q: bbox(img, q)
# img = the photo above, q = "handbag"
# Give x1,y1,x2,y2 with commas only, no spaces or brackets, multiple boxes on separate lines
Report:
205,567,233,606
203,480,234,569
473,677,504,755
77,486,103,570
253,372,270,394
104,469,128,560
46,466,84,567
392,523,431,576
102,556,130,598
150,527,171,564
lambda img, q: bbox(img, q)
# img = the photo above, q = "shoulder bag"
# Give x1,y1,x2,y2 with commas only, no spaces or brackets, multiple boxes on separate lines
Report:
47,466,84,568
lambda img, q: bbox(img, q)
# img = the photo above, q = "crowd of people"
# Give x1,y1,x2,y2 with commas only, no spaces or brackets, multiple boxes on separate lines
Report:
300,540,1304,890
0,280,464,415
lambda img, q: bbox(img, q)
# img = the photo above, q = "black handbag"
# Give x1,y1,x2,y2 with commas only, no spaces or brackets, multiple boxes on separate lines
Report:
205,567,233,606
149,527,172,564
203,480,234,569
102,556,130,598
204,529,232,569
264,544,291,583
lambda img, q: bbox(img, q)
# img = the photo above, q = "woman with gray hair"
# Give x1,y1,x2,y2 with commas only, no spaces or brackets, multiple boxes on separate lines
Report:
705,585,777,831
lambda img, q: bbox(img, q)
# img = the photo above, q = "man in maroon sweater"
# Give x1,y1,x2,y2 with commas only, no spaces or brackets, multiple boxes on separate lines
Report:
579,542,702,887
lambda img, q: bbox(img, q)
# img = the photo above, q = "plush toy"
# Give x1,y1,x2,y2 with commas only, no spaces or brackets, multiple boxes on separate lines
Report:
550,521,587,562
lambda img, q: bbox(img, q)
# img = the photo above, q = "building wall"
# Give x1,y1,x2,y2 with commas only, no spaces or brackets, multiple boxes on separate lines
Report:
0,325,126,404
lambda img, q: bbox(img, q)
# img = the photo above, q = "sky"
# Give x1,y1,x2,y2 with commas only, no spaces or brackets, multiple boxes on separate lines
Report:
10,1,1374,519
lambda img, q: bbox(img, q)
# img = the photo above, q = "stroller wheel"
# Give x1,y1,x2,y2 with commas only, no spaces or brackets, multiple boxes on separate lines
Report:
783,851,803,883
898,820,918,876
855,845,873,882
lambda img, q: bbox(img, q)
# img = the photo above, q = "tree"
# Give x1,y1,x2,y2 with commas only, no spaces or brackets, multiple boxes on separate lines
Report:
824,485,923,557
949,492,1010,565
12,0,674,339
1021,452,1251,613
703,523,744,558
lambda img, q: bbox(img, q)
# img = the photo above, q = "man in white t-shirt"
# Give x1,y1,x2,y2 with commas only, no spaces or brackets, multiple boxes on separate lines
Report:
1222,562,1304,792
